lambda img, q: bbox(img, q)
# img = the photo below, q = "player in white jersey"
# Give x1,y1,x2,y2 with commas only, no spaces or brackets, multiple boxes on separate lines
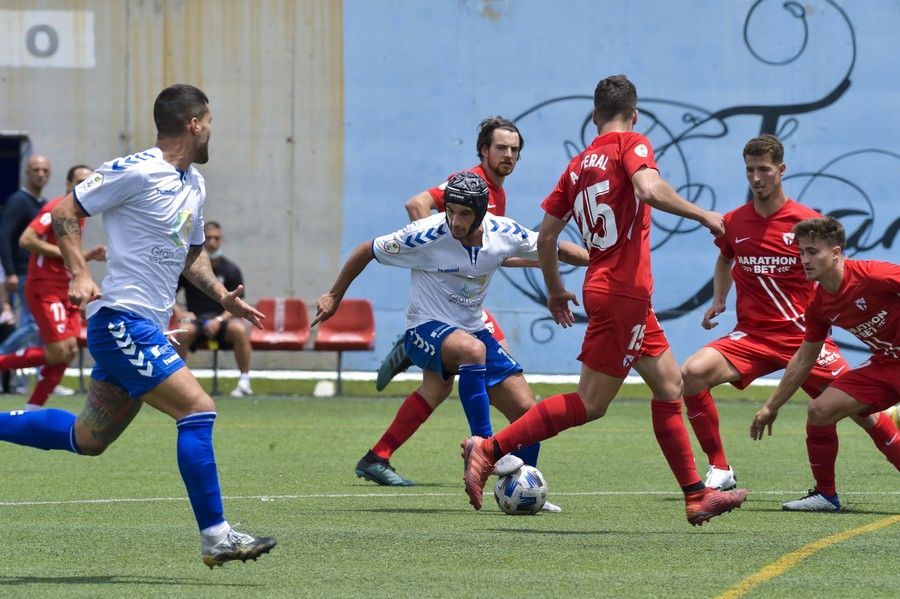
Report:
0,84,275,568
313,172,587,506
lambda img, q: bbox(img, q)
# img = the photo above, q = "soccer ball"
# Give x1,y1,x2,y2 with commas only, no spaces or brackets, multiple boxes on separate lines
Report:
493,465,548,515
886,404,900,429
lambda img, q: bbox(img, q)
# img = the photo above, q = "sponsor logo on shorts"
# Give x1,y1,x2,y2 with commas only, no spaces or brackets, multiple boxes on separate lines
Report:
384,240,400,254
728,330,748,341
163,354,180,365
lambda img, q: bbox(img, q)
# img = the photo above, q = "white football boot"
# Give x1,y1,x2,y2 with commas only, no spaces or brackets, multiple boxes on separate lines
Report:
782,489,841,512
492,454,524,477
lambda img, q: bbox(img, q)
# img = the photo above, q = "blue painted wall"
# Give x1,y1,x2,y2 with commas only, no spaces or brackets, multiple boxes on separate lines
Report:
342,0,899,375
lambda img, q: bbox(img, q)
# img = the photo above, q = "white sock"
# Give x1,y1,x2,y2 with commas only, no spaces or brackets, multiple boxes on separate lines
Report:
23,402,41,411
239,373,251,385
201,520,231,542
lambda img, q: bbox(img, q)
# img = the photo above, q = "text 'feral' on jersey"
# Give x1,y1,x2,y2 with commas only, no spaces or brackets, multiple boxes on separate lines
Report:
371,212,538,333
541,131,657,302
73,147,206,330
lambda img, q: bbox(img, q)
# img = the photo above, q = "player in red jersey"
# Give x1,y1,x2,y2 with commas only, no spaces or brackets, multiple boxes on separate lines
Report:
461,75,749,525
0,165,106,409
751,217,900,510
680,135,898,490
357,117,556,495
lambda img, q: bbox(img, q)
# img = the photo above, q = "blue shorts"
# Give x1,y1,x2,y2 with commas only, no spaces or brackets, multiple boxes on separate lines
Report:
403,320,522,387
88,307,186,398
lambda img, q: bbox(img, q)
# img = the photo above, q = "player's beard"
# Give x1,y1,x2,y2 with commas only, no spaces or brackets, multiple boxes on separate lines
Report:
194,138,210,164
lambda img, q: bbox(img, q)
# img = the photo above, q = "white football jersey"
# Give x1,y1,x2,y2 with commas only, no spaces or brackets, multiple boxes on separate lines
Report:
373,212,538,332
74,147,206,330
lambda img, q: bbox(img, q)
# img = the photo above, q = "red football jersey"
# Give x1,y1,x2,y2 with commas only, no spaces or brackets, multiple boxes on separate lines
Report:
805,260,900,361
541,131,656,300
715,199,823,335
26,196,84,287
428,164,507,217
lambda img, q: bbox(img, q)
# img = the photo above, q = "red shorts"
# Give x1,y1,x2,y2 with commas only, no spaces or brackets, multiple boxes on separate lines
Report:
829,359,900,416
26,283,81,344
707,331,847,398
579,291,669,378
481,308,505,342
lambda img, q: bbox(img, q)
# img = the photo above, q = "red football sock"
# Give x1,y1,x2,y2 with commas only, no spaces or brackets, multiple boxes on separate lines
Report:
27,363,67,408
807,423,839,496
684,390,728,469
651,399,702,488
494,393,586,456
863,412,900,471
372,392,434,460
0,347,46,370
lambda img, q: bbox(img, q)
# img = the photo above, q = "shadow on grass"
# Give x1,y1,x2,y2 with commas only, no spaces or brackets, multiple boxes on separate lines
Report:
349,482,452,489
484,528,733,536
352,507,474,515
0,575,258,587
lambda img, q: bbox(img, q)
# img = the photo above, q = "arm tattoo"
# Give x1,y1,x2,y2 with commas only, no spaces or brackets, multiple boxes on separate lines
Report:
183,247,223,302
52,216,82,239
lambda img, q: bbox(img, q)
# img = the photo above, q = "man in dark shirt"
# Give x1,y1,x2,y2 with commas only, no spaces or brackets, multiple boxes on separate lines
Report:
174,221,254,397
0,155,51,361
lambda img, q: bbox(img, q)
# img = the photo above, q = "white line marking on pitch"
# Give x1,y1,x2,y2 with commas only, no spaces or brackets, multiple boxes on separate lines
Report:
0,489,897,507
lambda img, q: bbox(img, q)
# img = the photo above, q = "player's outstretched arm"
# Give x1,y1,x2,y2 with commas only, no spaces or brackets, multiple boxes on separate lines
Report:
538,213,578,327
702,254,734,329
52,193,100,310
19,227,61,258
182,246,264,329
405,190,438,222
632,167,724,237
558,240,589,266
750,340,823,440
312,241,375,327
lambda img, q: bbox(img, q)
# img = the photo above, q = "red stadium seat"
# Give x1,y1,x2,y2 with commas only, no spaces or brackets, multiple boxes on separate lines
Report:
250,297,311,351
314,298,376,395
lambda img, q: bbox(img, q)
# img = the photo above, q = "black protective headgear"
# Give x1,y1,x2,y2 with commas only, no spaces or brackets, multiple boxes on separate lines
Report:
443,171,489,235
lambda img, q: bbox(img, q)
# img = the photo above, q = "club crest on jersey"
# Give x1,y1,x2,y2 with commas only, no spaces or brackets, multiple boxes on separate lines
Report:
782,232,795,245
855,297,867,311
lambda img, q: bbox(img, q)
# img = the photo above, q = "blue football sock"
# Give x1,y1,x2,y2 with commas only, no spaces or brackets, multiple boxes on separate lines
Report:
0,408,80,453
176,412,225,531
457,363,492,437
512,442,540,467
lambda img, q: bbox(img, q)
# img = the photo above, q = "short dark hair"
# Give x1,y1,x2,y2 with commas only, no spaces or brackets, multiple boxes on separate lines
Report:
476,116,523,160
204,220,222,232
743,134,784,165
66,164,92,182
154,84,210,137
593,75,637,123
793,217,846,249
